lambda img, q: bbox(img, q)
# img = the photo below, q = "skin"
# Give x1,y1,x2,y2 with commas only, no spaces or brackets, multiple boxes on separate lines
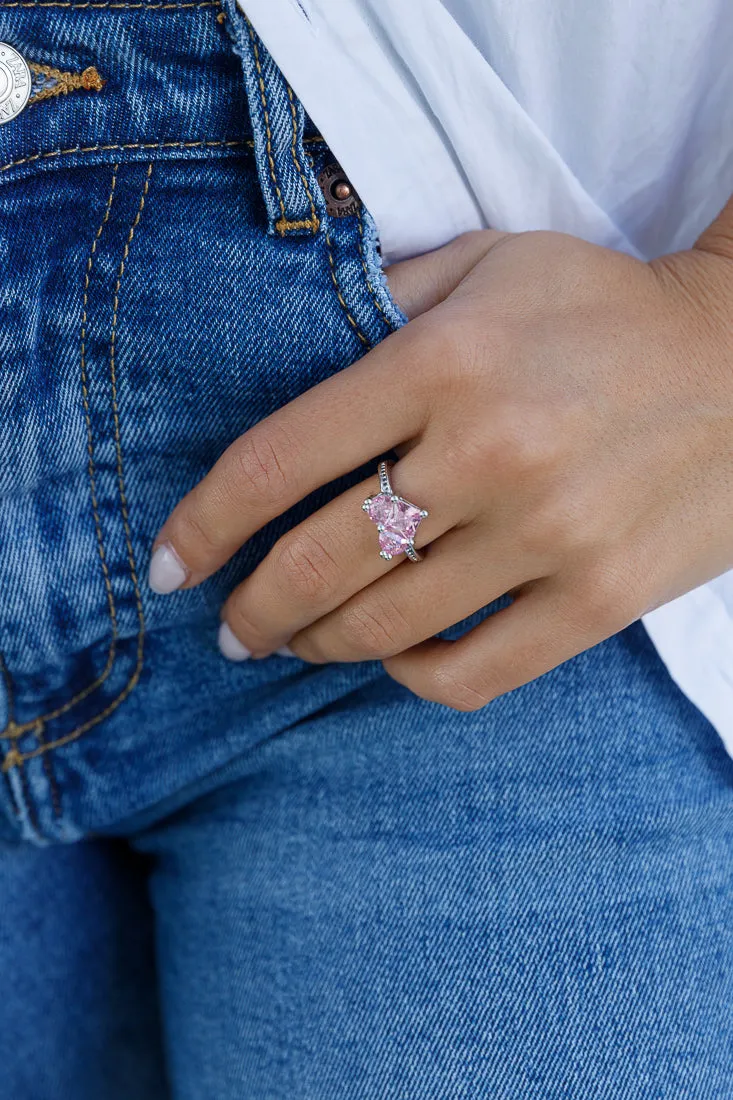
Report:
151,196,733,712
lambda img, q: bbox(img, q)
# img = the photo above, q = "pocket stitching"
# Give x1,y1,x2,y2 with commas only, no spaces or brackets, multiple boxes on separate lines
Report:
2,163,154,772
323,227,371,349
1,164,121,747
0,137,253,176
0,2,221,9
284,81,320,234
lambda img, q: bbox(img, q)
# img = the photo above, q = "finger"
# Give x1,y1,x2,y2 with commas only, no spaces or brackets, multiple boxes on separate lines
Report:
150,325,432,592
288,524,538,665
381,578,626,710
385,230,511,319
219,457,457,658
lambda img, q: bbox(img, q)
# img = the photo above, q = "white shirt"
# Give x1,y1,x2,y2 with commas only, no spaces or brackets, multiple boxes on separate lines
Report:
241,0,733,754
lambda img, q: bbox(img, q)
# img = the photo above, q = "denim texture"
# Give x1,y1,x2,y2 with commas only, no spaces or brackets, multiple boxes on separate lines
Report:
0,0,402,844
0,4,732,1097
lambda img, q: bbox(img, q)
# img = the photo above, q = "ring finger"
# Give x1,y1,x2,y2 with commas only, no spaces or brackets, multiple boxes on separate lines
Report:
220,456,464,658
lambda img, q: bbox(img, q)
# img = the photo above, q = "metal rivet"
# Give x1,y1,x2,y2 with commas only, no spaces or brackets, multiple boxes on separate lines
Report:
0,43,31,125
317,162,361,218
332,180,352,201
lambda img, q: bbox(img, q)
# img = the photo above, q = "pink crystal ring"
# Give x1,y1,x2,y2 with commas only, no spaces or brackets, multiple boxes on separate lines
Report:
362,461,429,562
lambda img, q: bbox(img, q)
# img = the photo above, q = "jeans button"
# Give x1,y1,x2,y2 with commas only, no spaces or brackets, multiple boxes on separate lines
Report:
0,44,31,125
318,162,361,217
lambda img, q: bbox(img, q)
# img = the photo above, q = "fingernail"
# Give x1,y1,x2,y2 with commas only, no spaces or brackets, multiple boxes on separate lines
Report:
218,621,252,662
148,542,188,595
276,644,297,658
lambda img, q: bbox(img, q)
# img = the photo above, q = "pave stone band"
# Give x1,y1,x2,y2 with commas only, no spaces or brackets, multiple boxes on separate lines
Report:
362,461,428,562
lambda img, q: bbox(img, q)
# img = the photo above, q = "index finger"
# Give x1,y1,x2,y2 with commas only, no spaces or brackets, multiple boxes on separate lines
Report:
149,323,432,592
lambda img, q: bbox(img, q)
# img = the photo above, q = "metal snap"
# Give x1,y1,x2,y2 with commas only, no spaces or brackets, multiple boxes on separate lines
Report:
318,162,361,217
0,44,31,125
332,179,352,201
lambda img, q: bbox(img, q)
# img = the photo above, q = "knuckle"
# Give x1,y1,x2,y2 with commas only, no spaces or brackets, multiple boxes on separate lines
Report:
430,665,492,712
228,426,292,510
454,228,492,253
491,403,564,477
516,495,581,559
446,230,504,275
441,429,498,483
173,499,229,564
579,559,640,631
409,315,464,387
342,598,410,658
274,529,341,602
226,600,272,652
517,478,616,561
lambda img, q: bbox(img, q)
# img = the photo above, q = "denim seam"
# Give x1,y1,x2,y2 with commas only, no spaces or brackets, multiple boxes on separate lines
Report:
2,164,153,771
244,16,320,235
285,82,320,233
37,726,63,819
246,18,288,232
356,208,396,334
0,656,43,838
105,161,150,726
1,765,20,821
75,162,122,706
0,1,222,8
324,228,371,348
1,166,121,745
16,757,42,836
0,138,255,176
0,657,27,786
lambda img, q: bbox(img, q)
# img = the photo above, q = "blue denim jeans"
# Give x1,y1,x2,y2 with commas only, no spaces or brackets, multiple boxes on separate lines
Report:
1,5,732,1098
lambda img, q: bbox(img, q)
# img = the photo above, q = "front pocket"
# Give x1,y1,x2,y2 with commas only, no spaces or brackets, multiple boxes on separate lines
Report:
0,146,401,720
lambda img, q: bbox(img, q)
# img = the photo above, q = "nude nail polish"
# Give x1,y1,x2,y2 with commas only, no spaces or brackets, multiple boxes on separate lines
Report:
218,622,252,662
148,542,188,595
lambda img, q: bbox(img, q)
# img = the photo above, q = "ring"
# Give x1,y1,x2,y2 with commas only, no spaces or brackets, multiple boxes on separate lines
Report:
362,461,428,562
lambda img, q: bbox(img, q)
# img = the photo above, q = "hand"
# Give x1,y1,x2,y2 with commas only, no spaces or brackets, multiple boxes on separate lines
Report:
149,227,733,710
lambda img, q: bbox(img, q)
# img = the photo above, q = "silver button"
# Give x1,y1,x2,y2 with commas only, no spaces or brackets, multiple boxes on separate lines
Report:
0,44,31,125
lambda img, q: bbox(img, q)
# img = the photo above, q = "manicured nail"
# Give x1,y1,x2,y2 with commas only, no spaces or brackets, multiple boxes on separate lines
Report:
276,644,297,658
218,621,252,662
148,542,188,595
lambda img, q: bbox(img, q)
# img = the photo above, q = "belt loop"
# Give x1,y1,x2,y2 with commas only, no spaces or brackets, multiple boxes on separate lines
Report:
223,2,325,238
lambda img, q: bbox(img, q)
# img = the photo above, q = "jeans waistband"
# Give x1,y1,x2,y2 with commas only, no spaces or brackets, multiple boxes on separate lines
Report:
0,0,326,233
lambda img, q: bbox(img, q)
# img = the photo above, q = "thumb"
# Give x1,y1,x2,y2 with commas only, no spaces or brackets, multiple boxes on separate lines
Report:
384,229,511,320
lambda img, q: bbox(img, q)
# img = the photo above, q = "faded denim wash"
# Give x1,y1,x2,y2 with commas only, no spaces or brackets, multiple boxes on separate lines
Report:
0,3,732,1098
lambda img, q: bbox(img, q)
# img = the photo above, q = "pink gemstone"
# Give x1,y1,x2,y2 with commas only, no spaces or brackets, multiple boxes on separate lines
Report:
365,492,423,556
378,529,407,557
